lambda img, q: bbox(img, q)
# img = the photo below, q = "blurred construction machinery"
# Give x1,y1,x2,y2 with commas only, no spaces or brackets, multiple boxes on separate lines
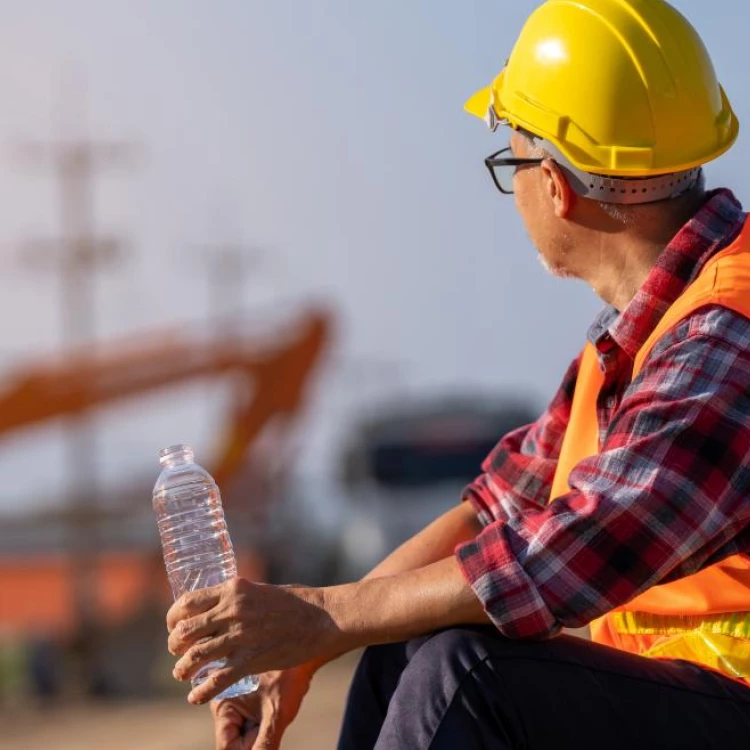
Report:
0,88,334,699
0,310,329,488
0,309,331,697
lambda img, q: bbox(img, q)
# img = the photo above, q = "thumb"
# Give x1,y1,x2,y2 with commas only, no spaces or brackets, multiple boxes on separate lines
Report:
217,721,257,750
253,713,283,750
213,705,258,750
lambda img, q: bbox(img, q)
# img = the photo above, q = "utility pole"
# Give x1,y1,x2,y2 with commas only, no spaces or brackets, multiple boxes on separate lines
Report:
18,121,136,693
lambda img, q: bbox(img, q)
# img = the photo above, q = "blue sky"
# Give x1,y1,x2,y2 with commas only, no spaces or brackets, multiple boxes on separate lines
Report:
0,1,745,512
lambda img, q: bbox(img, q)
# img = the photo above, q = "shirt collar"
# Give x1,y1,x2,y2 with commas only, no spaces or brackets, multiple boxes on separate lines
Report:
587,189,746,362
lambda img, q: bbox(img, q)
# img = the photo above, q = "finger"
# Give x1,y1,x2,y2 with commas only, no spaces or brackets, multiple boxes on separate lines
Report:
168,612,215,655
253,711,281,750
211,695,263,729
240,723,259,750
188,664,246,705
174,634,234,681
210,693,263,721
166,584,223,632
212,701,259,750
214,715,251,750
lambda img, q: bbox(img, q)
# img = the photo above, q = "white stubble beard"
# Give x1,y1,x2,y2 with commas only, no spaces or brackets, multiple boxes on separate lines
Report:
537,252,574,279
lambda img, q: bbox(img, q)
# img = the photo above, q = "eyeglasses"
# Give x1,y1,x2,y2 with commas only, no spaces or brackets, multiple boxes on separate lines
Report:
484,147,545,195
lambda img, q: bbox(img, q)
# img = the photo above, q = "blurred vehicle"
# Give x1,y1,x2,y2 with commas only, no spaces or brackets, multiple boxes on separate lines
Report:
262,477,348,586
334,396,538,581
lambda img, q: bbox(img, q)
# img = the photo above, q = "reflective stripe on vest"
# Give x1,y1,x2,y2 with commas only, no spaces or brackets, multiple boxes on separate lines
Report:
549,218,750,680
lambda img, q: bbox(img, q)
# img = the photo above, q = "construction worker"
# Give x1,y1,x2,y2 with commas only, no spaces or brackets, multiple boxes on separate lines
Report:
166,0,750,746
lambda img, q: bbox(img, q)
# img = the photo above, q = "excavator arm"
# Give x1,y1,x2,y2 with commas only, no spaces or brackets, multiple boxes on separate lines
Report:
0,310,331,492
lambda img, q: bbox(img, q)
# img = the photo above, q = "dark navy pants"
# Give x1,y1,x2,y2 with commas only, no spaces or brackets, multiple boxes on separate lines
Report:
337,626,750,749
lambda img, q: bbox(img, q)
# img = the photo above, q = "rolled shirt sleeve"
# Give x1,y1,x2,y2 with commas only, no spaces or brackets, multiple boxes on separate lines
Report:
457,319,750,639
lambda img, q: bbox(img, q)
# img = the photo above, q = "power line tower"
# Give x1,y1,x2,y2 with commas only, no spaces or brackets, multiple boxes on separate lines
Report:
17,123,137,693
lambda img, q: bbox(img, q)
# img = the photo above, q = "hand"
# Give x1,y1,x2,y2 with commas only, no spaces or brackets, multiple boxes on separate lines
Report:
212,666,316,750
166,577,347,703
212,693,257,750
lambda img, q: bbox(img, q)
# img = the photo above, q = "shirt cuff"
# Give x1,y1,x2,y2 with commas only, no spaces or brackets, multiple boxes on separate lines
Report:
455,521,561,640
461,473,509,527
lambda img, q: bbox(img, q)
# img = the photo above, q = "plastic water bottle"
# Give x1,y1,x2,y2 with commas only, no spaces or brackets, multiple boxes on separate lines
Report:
153,443,259,699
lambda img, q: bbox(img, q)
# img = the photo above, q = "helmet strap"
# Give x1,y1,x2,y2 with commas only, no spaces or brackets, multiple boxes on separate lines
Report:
522,130,703,205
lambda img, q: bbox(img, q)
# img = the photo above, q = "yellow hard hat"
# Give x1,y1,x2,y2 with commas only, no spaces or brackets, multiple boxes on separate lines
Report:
465,0,738,177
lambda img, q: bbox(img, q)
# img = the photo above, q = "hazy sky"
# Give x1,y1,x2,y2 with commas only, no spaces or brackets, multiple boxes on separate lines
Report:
0,1,746,513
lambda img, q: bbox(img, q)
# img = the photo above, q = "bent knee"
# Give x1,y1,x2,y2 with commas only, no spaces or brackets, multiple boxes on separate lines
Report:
404,626,503,682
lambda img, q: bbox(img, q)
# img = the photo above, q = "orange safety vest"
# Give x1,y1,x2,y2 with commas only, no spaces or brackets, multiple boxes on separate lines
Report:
550,220,750,681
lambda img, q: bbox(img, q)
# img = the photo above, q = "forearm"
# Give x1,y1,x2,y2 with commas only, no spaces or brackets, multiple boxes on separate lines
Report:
169,554,489,703
329,555,488,650
364,501,483,580
304,503,483,673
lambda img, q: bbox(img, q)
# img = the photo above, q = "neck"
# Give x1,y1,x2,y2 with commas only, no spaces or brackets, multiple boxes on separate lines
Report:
586,234,667,311
577,194,704,311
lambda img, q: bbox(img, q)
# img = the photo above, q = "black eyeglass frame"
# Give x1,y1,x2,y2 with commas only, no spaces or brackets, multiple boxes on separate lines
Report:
484,147,546,195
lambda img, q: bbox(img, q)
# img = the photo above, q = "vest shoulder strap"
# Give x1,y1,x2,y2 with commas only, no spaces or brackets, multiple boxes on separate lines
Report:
633,225,750,378
548,344,601,501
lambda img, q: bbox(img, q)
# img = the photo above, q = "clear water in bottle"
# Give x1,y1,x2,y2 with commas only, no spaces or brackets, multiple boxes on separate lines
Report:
153,444,258,699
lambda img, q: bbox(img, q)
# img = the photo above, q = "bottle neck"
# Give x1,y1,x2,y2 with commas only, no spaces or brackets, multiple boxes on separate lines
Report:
159,444,195,468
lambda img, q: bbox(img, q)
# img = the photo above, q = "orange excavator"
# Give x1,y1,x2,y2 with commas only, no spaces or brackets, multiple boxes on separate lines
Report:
0,308,331,489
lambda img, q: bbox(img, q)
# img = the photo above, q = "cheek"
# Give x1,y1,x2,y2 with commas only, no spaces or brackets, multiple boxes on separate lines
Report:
513,175,533,218
514,185,554,253
514,184,541,234
513,168,541,213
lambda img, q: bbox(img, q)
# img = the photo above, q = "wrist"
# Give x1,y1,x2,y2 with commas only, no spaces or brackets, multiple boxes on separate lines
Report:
318,558,487,656
322,581,370,654
288,583,366,665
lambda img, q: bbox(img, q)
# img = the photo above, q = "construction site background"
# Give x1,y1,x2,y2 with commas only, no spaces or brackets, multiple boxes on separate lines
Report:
1,1,742,748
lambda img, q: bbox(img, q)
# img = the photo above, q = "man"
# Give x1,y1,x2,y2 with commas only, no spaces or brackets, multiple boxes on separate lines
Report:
166,0,750,747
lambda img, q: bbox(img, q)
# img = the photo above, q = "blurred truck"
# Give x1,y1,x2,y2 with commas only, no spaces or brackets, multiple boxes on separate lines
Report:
333,396,538,581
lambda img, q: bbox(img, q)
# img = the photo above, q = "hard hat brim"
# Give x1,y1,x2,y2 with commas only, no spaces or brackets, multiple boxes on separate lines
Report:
464,84,494,120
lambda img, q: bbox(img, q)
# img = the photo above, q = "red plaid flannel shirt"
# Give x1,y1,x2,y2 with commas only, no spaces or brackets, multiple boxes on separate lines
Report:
456,189,750,638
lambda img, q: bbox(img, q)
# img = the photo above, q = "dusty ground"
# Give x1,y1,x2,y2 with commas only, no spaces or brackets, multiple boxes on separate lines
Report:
1,653,358,750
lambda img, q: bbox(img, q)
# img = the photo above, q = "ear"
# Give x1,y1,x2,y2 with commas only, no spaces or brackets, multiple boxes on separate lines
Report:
541,158,574,219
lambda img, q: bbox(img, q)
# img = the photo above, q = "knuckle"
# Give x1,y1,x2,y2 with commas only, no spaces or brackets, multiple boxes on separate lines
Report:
208,671,225,691
228,576,250,597
179,619,192,637
227,619,244,637
225,602,243,620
